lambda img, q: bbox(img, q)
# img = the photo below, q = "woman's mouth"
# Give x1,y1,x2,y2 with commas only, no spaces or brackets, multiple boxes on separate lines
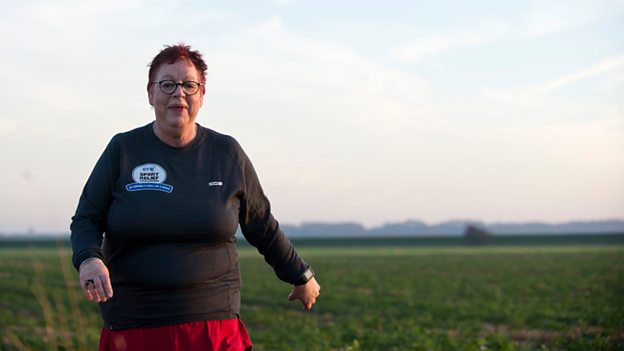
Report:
168,105,186,111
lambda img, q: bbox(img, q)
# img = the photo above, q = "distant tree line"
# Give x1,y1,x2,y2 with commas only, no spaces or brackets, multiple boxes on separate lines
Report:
463,225,493,245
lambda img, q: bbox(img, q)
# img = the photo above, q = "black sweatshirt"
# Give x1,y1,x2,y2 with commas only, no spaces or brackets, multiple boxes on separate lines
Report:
70,123,310,330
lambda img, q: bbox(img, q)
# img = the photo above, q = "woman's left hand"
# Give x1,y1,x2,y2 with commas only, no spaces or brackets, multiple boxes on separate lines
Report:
288,277,321,311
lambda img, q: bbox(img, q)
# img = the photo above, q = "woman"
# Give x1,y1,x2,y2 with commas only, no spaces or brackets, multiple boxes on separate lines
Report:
70,44,320,351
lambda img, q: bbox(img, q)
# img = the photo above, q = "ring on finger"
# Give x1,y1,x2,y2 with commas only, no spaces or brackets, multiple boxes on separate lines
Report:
85,279,95,287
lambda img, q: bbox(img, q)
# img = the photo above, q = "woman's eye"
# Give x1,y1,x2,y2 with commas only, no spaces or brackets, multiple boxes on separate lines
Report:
161,82,175,89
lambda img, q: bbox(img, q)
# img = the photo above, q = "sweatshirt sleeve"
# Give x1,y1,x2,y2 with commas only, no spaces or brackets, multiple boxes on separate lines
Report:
70,137,119,271
236,146,310,285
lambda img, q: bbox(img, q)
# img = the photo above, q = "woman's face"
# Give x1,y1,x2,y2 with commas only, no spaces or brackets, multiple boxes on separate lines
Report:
148,59,204,134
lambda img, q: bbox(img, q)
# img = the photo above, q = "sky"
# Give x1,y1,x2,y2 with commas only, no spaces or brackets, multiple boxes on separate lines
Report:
1,0,623,233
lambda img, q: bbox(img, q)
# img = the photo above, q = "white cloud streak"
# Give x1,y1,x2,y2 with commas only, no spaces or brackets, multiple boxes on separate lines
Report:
534,53,624,94
480,53,624,109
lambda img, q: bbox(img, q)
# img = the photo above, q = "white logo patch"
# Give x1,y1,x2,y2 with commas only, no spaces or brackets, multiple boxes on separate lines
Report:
126,163,174,193
209,181,223,187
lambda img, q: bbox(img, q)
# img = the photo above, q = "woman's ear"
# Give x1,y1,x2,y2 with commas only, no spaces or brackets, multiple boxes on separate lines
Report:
147,82,154,106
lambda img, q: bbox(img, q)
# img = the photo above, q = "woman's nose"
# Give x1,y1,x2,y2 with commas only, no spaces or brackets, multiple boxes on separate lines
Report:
171,84,185,97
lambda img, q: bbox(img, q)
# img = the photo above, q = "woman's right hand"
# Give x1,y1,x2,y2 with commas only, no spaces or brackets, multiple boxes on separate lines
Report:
79,258,113,303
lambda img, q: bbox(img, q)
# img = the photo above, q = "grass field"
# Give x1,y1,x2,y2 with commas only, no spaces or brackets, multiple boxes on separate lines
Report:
1,239,623,350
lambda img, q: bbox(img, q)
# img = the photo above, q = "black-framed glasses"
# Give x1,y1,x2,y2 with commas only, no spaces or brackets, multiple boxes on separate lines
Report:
151,80,203,95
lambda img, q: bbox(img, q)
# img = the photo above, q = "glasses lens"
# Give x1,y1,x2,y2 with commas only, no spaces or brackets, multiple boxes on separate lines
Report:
159,80,176,94
182,81,199,95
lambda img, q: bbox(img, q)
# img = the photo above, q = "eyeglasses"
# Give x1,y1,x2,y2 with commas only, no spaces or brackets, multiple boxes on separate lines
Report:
151,80,203,95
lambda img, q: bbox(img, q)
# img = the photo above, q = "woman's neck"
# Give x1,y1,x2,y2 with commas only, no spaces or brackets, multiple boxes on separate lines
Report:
152,122,197,148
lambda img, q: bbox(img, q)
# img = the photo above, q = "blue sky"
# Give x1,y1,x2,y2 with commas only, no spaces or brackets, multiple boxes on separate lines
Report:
1,0,623,233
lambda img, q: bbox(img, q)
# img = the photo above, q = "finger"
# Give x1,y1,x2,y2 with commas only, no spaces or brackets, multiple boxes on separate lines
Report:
308,296,318,309
86,281,98,301
301,296,315,310
105,285,113,298
80,278,88,294
288,292,296,301
89,279,102,302
101,275,114,298
94,277,107,302
81,280,93,301
88,282,99,302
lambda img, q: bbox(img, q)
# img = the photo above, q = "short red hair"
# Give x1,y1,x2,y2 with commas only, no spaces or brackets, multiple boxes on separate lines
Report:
148,44,208,83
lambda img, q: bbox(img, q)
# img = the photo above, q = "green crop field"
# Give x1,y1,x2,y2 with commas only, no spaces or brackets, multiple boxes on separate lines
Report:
1,240,623,350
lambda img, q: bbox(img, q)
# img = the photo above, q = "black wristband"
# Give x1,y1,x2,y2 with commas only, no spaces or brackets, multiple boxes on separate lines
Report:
295,267,315,286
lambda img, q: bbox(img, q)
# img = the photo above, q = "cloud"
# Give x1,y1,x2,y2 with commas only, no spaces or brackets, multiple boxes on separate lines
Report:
210,15,436,137
271,0,293,5
481,53,624,106
526,0,624,37
390,35,453,62
253,15,285,33
0,119,18,136
533,53,624,94
389,0,624,63
389,27,506,63
28,0,140,27
1,1,622,230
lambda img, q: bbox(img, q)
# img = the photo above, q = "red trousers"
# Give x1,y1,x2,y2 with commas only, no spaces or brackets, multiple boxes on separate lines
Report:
99,319,253,351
